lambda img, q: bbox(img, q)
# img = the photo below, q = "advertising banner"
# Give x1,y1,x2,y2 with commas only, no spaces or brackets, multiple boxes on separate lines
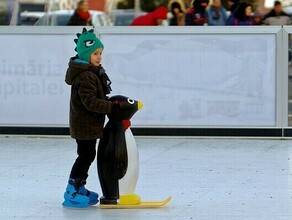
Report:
0,32,276,127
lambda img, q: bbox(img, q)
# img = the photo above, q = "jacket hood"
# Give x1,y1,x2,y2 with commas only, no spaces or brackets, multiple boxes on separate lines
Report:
65,58,91,85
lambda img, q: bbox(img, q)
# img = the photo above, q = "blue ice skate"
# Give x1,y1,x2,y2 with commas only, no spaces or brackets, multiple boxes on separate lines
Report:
79,181,99,205
62,179,90,208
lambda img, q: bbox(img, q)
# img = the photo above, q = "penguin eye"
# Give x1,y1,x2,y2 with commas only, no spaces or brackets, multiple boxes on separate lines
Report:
127,98,135,104
85,40,95,47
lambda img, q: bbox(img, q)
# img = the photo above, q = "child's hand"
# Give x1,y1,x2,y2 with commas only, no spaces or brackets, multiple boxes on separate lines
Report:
111,100,120,112
111,100,120,107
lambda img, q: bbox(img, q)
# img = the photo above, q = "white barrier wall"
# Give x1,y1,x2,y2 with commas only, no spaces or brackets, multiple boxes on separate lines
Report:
0,28,75,126
0,26,285,128
100,29,277,126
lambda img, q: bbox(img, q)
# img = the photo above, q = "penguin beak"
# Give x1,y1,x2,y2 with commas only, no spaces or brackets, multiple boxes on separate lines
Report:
138,101,143,110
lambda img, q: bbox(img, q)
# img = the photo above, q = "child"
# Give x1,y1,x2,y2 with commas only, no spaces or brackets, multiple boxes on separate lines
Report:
63,28,117,208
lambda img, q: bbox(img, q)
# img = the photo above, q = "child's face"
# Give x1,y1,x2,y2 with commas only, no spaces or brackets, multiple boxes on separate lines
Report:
90,48,103,66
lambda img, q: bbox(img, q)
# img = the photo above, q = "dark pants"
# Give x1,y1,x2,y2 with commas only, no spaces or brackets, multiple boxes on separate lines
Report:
70,139,97,180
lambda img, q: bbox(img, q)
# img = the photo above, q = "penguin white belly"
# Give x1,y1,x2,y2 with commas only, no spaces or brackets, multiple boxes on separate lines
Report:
118,128,139,195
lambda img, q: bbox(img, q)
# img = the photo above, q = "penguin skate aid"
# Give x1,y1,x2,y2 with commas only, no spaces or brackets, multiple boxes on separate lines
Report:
62,28,114,208
62,28,169,209
97,95,171,209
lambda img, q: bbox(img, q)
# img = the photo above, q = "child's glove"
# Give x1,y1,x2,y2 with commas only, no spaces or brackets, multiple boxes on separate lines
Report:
112,100,120,106
111,100,120,112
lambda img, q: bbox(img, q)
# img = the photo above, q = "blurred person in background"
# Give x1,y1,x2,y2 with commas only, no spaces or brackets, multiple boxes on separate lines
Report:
206,0,228,25
185,0,210,25
168,0,186,26
226,1,254,25
130,6,168,26
228,0,241,13
252,10,264,25
68,0,92,26
263,1,291,25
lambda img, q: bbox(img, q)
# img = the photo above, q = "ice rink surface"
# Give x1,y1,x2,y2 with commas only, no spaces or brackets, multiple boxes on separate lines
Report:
1,135,292,220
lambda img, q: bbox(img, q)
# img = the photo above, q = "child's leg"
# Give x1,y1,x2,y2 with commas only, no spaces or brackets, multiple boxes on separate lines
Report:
70,139,97,180
63,139,98,208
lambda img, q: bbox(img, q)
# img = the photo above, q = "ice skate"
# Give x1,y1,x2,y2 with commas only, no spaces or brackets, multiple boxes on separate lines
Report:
62,179,90,208
79,181,99,205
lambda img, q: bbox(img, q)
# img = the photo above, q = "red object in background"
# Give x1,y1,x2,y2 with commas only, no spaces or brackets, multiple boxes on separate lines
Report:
77,10,91,20
130,6,168,26
88,0,105,11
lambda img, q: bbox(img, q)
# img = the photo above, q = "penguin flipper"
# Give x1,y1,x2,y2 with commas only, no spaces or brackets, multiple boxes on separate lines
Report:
110,124,128,179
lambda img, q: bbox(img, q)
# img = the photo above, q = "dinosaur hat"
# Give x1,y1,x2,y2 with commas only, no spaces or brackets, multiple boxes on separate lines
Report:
74,28,104,62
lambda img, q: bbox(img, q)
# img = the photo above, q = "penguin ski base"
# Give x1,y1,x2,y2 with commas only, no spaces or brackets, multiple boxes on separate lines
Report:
99,196,171,209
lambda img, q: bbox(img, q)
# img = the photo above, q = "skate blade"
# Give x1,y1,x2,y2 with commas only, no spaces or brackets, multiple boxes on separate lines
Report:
99,196,171,209
62,200,89,209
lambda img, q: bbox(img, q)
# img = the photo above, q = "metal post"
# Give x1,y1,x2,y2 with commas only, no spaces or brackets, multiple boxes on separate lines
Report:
134,0,140,17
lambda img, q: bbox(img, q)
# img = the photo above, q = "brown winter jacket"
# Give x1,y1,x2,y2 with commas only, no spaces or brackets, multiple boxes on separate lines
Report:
65,58,112,140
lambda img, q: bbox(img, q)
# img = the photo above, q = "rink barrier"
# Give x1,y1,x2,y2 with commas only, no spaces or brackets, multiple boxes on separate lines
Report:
1,26,292,137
